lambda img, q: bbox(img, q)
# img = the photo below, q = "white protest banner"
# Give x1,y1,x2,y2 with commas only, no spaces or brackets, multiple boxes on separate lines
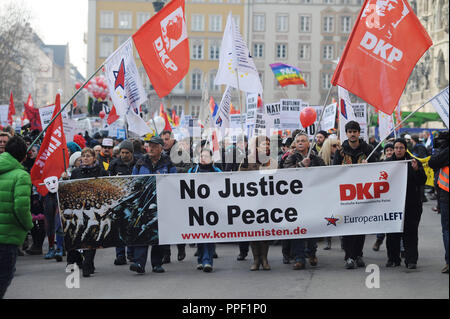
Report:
157,161,407,244
321,103,337,132
280,99,302,130
246,93,259,126
0,105,8,127
227,113,246,142
430,86,449,128
353,103,368,141
264,103,281,133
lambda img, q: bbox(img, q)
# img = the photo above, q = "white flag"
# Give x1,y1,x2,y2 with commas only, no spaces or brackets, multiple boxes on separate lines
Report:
378,111,395,141
104,38,147,117
430,86,449,129
338,86,357,141
214,13,263,94
214,86,232,130
126,109,152,136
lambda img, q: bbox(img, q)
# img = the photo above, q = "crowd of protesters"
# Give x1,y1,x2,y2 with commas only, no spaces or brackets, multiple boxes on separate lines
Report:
0,121,448,298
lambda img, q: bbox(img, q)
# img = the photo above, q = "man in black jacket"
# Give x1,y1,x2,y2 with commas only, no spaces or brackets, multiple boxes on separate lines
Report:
109,140,136,266
333,121,377,269
385,138,426,269
109,140,136,176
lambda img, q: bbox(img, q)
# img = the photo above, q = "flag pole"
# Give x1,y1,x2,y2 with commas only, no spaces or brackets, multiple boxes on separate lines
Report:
366,96,435,161
234,68,245,140
27,64,104,152
307,85,333,158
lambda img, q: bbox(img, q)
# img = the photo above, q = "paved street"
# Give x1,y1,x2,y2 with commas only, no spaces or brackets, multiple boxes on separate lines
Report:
5,201,448,299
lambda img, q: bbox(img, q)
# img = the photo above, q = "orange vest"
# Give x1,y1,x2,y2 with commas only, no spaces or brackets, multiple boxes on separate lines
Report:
438,166,449,192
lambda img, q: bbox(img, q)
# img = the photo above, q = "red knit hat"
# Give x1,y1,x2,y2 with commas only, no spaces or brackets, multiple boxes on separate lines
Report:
73,134,86,149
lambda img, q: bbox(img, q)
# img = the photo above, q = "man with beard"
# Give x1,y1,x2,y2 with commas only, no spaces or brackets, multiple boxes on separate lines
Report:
98,138,114,171
333,121,378,269
312,130,328,154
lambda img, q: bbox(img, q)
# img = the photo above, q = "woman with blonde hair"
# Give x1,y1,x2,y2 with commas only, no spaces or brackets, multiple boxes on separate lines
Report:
319,136,342,250
318,137,341,166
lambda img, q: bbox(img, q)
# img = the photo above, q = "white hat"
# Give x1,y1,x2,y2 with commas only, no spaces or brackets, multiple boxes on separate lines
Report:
69,151,81,167
404,134,412,140
102,138,114,147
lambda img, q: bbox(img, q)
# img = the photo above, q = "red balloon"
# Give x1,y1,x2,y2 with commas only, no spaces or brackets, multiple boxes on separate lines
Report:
300,107,317,128
75,82,81,90
99,110,106,119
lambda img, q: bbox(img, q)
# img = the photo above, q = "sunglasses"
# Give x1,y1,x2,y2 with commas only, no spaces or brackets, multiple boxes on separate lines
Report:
332,144,338,147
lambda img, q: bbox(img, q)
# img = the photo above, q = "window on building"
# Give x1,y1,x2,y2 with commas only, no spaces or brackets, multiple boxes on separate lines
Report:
322,44,334,60
341,16,351,33
276,14,289,32
209,41,220,60
253,14,265,32
322,73,332,89
253,43,264,58
191,105,200,117
192,15,205,31
137,12,150,29
100,11,114,29
299,43,311,60
276,43,288,59
99,35,114,58
192,41,204,60
191,72,202,91
299,15,311,32
209,15,222,32
118,12,132,29
323,16,334,33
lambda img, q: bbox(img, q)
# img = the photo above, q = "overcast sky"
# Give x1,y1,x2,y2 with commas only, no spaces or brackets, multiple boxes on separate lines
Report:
2,0,88,77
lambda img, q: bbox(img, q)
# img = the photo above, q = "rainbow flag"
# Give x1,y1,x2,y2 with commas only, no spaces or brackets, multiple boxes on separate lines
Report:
270,63,307,87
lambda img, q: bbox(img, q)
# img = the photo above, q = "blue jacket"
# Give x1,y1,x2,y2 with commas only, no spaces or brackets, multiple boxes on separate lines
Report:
132,154,177,175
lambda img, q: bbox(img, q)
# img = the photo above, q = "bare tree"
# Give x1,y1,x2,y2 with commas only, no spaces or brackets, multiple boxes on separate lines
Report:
0,1,34,107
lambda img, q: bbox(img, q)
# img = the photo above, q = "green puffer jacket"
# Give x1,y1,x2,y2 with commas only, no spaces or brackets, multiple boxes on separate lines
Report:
0,152,33,246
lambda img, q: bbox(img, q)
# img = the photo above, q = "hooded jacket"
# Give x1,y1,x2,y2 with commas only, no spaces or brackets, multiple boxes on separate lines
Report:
333,138,377,165
0,152,33,246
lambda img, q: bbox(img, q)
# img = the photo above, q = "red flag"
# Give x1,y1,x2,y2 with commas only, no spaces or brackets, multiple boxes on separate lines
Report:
331,0,432,115
30,94,69,196
132,0,189,98
23,94,42,131
107,105,120,125
159,104,172,131
8,91,15,125
230,103,240,114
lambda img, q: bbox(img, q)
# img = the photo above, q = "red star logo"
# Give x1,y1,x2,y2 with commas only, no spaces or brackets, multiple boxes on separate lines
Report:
114,59,125,91
325,215,339,226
